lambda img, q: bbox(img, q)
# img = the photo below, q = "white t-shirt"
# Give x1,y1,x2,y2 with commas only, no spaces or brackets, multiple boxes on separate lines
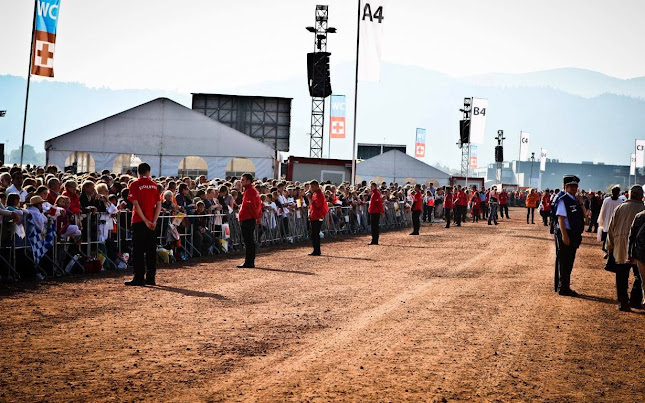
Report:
7,185,28,203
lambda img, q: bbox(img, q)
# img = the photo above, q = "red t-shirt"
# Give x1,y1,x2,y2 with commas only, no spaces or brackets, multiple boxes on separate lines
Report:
128,176,159,224
309,189,329,221
412,192,423,212
368,189,385,214
456,190,468,206
238,184,262,222
444,193,454,209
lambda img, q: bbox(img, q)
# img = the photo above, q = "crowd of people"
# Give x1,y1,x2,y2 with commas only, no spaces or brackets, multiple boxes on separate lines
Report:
2,163,645,312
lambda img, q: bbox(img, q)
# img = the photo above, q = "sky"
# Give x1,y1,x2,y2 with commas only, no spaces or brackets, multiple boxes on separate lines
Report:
2,0,645,91
1,0,644,169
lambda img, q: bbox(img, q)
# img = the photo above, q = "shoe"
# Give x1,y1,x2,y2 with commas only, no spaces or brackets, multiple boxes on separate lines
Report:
125,279,145,286
455,224,461,227
558,289,579,297
488,223,492,225
145,278,156,286
236,263,255,268
308,252,321,256
532,222,535,224
409,232,419,235
443,226,450,229
629,301,643,309
494,222,498,225
368,242,378,245
619,302,632,312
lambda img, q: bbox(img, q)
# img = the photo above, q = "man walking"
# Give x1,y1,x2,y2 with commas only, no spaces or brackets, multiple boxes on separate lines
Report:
606,185,644,311
487,187,499,226
368,182,385,245
410,184,423,235
443,187,454,229
125,163,162,286
237,173,262,268
499,188,510,219
553,175,585,296
307,180,328,256
454,185,467,227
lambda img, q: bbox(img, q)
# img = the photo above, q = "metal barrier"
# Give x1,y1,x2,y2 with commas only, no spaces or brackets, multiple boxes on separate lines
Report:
1,201,411,282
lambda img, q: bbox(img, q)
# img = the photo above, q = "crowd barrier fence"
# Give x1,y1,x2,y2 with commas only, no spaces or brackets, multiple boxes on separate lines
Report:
0,201,412,281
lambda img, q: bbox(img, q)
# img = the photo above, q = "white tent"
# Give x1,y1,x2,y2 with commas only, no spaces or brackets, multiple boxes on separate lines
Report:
357,150,451,186
45,98,277,178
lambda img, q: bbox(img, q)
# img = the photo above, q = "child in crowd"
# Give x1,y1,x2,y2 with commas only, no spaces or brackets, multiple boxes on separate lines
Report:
55,195,82,239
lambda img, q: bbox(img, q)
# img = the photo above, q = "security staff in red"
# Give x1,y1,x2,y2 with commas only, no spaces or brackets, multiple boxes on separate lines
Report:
237,173,262,268
125,163,162,286
499,189,510,219
368,182,385,245
454,185,468,227
307,180,328,256
410,184,423,235
443,187,454,229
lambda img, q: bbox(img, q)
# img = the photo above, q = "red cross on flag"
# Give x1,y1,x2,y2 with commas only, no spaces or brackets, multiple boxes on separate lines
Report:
30,0,61,78
330,95,346,139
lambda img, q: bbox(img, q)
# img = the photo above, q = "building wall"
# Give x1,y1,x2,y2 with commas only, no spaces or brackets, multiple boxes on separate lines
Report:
290,163,352,183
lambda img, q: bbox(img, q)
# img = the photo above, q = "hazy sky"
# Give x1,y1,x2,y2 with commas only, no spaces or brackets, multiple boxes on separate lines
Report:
2,0,645,92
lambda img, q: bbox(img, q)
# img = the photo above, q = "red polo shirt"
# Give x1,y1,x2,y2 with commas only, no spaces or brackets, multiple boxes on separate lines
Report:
309,189,328,221
444,193,455,209
368,189,385,215
412,192,423,212
456,190,468,206
128,176,159,224
238,184,262,222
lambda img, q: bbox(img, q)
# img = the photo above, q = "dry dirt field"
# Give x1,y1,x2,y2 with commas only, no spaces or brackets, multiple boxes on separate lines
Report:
1,207,644,402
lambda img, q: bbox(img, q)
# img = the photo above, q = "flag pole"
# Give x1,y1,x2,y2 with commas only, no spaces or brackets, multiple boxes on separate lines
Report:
20,0,38,167
350,0,361,186
517,132,522,187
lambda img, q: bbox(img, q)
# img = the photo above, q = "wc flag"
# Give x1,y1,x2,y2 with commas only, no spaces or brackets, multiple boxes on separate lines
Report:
415,128,426,158
330,95,346,139
31,0,61,77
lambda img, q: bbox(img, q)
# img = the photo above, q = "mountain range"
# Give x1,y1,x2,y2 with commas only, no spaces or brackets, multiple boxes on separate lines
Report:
0,65,642,169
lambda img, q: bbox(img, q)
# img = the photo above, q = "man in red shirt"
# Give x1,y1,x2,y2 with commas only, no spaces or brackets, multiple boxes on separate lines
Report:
410,184,423,235
368,182,385,245
499,188,510,219
125,163,162,286
443,186,454,229
237,173,262,268
307,180,328,255
454,185,468,227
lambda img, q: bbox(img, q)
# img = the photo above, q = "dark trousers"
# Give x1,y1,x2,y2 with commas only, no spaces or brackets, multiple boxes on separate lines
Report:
310,219,323,254
488,204,498,224
412,210,421,234
482,204,489,219
472,208,480,222
455,205,466,225
527,207,535,223
444,208,452,228
587,212,600,232
541,210,549,226
555,230,581,292
500,204,509,219
601,231,608,252
132,221,157,281
370,213,380,244
241,219,256,265
615,264,643,304
422,203,429,222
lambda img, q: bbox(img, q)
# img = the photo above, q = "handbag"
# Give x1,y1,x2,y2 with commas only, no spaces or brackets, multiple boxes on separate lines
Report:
604,252,617,273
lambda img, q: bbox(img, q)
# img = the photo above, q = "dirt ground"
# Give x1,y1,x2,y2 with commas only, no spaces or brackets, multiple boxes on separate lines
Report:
1,207,644,402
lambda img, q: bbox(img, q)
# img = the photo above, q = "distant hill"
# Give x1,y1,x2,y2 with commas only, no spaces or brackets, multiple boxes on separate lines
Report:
0,65,642,169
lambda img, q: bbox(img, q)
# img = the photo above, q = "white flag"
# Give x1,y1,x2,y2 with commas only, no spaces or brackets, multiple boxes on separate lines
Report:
469,98,488,144
519,131,530,160
630,153,636,176
636,139,645,168
358,0,386,82
540,148,547,171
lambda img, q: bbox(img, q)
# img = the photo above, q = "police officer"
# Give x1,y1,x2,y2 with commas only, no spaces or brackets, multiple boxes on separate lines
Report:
553,175,586,296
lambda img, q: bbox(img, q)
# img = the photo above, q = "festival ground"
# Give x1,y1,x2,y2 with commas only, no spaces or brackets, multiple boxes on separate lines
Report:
1,207,644,402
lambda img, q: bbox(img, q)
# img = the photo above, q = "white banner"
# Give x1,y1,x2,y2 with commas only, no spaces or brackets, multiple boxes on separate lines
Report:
540,148,547,171
469,98,488,144
359,0,386,82
636,139,645,168
630,153,636,176
519,131,530,160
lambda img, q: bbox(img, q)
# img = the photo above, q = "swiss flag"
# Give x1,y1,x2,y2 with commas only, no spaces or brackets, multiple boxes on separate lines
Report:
415,143,425,158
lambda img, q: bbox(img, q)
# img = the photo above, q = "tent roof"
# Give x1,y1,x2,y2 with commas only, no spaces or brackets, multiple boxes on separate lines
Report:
45,98,276,159
357,150,451,179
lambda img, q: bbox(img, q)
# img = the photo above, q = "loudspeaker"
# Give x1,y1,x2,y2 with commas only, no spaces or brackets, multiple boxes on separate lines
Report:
459,120,470,144
495,146,504,162
307,52,332,98
0,144,4,165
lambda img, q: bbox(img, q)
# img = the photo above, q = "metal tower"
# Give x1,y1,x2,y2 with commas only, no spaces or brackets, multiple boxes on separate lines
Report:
459,98,472,177
306,5,335,158
495,130,506,183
